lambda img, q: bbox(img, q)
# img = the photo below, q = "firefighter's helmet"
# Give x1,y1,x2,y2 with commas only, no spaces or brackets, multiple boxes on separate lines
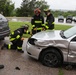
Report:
44,9,50,12
34,8,41,15
44,9,51,15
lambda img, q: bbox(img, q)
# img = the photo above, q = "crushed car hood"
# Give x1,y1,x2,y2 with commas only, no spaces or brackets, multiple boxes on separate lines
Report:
32,30,63,40
31,30,68,47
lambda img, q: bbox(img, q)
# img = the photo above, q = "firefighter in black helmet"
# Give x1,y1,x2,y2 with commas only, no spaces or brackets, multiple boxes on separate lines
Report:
44,9,55,30
1,25,29,53
31,8,45,35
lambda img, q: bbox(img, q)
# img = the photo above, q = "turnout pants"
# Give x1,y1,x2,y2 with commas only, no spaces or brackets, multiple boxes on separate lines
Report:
6,39,23,51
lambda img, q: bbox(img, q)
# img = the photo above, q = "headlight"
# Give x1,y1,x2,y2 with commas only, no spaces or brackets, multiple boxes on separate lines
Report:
28,38,37,45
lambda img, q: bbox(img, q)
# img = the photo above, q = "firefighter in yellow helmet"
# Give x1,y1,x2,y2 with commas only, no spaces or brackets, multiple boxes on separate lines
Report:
31,8,45,35
44,9,55,30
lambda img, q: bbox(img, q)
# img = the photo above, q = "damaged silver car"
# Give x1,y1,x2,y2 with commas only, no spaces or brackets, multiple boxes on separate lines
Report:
26,26,76,67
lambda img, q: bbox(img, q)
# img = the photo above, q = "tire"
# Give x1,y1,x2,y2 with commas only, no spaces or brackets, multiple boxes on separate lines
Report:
40,48,63,67
66,20,72,23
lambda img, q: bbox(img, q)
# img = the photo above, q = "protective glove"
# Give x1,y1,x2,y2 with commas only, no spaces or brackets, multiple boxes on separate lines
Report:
33,28,37,30
42,27,46,31
21,37,25,40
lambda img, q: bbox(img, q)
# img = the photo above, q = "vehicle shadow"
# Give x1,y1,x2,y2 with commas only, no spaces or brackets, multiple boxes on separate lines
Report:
26,56,76,70
61,62,76,70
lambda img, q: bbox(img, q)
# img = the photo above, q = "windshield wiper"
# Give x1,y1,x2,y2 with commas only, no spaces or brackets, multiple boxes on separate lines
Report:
60,30,66,39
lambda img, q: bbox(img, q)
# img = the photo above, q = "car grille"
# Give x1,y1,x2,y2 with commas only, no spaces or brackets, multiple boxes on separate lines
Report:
0,26,9,32
0,21,8,25
0,21,9,32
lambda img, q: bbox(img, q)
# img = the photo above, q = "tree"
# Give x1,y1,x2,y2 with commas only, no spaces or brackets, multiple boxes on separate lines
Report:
0,0,14,16
16,0,49,17
35,0,49,15
0,0,7,14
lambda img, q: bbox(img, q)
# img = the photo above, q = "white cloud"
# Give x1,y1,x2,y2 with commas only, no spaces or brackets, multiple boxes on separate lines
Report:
12,0,76,10
45,0,76,10
11,0,22,8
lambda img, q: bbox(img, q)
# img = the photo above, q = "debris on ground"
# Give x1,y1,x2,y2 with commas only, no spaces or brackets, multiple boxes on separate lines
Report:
15,67,20,70
0,65,4,69
65,65,72,70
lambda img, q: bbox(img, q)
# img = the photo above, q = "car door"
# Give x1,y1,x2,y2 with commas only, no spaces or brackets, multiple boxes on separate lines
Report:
68,36,76,62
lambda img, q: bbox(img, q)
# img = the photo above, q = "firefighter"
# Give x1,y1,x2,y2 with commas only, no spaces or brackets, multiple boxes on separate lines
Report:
31,8,45,35
44,9,55,30
1,25,29,53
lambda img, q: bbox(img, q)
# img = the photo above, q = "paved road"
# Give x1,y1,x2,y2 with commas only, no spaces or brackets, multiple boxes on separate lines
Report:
0,37,76,75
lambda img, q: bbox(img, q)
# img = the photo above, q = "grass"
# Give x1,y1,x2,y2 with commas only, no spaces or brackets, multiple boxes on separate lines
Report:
9,21,72,38
58,68,64,75
9,21,32,32
55,24,72,30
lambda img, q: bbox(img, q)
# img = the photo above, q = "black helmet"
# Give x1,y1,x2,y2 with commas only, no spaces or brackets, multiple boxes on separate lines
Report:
21,25,29,30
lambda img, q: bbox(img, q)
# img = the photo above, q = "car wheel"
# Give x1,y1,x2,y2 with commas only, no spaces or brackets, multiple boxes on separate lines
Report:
66,20,72,23
40,48,62,67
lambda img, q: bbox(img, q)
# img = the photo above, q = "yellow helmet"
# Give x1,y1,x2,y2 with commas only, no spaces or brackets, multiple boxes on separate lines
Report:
44,9,50,12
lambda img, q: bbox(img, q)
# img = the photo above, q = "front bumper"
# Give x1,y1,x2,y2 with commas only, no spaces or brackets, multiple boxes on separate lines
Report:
26,42,43,60
0,29,10,39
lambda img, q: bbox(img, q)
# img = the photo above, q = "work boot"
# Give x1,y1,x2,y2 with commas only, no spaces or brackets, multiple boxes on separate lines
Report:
0,65,4,69
1,44,7,50
17,50,24,53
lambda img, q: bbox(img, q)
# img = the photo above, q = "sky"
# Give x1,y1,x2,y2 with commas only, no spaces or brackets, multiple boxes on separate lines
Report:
11,0,76,11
